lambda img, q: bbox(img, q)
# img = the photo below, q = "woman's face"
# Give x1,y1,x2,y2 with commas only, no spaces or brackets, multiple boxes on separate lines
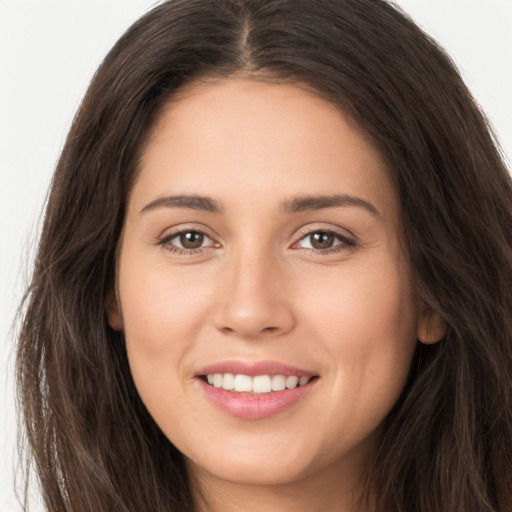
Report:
110,77,439,493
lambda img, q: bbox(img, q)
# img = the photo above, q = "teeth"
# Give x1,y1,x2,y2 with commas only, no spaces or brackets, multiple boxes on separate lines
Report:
253,375,272,393
299,376,310,386
222,373,235,390
234,374,252,392
285,376,299,389
213,374,223,388
271,375,286,391
204,373,313,393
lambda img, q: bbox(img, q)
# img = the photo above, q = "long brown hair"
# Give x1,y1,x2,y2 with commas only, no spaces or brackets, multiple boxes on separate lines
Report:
16,1,512,510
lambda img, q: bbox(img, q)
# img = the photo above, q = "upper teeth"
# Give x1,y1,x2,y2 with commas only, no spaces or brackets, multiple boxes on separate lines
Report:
206,374,312,393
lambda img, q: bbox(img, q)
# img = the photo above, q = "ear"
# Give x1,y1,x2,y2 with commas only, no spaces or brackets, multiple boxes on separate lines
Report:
106,289,123,331
417,301,446,344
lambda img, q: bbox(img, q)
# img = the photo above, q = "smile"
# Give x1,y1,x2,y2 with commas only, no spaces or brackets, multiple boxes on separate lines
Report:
196,362,319,419
205,373,313,393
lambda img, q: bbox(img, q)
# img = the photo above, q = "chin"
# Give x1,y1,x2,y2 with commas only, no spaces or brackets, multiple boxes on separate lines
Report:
183,436,316,485
189,457,313,487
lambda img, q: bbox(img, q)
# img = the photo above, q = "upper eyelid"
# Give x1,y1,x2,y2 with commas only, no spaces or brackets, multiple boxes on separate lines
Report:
292,231,353,250
158,224,217,241
293,223,356,241
161,230,218,248
157,223,356,248
153,226,218,256
166,230,214,242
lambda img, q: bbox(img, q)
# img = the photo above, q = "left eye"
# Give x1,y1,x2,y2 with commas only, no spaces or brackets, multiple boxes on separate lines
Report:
165,230,213,250
296,231,349,250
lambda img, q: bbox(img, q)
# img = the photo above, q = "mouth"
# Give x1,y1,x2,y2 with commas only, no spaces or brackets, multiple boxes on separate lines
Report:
195,361,319,419
200,373,317,394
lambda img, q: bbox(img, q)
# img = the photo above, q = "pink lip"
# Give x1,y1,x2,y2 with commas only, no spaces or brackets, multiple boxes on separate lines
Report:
196,360,316,378
195,360,318,420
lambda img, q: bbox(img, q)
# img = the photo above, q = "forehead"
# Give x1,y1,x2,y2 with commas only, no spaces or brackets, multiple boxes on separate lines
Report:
132,77,398,222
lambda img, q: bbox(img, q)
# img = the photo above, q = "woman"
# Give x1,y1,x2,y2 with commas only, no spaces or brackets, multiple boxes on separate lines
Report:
16,0,512,511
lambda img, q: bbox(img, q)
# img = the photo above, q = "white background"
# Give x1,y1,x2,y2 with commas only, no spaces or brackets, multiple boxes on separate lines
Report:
1,1,511,510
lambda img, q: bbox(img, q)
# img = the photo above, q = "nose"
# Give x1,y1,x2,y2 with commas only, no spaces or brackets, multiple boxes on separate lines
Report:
213,250,296,340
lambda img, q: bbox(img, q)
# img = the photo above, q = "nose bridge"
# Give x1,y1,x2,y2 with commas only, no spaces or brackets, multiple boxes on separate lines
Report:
214,240,294,338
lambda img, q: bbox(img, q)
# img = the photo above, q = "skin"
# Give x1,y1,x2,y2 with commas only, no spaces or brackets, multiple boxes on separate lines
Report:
109,77,445,512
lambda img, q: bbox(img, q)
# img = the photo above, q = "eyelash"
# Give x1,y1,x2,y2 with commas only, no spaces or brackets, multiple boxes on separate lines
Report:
293,228,355,254
157,228,355,255
157,230,217,255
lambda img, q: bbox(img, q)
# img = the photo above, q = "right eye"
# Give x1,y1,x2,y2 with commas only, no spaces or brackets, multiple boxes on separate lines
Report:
158,229,218,254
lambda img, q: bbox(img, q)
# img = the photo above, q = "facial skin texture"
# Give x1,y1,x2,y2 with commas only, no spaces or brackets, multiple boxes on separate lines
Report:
109,77,444,512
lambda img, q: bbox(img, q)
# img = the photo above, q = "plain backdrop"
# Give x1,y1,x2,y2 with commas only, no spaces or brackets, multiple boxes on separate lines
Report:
1,1,511,510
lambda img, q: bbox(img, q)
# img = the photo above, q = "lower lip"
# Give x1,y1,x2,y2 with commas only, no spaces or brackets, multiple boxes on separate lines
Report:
197,378,317,420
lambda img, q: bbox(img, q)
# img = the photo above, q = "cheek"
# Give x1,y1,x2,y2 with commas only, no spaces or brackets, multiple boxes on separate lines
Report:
118,261,215,433
314,254,417,346
117,256,216,423
120,261,214,356
301,257,418,417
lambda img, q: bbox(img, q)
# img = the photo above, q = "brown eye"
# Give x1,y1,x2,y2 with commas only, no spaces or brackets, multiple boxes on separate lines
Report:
294,229,354,253
159,229,217,254
309,232,334,249
178,231,205,249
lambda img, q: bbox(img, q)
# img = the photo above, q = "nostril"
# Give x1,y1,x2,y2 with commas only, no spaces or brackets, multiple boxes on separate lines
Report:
219,325,278,335
213,299,296,338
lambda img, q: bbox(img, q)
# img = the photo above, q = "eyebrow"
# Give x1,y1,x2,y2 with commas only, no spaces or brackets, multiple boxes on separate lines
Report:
140,195,222,214
281,194,381,217
139,193,380,217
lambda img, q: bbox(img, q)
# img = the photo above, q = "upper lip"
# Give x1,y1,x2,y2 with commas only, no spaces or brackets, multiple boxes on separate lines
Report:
196,360,317,377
